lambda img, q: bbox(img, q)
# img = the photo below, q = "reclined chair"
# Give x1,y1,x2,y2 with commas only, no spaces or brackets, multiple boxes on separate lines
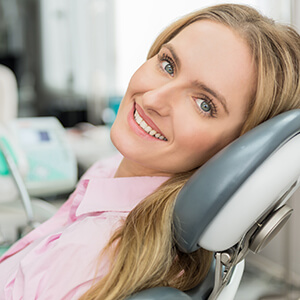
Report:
128,109,300,300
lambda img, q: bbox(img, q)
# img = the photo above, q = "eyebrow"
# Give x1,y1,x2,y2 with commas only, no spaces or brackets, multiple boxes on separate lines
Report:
162,43,229,115
162,43,181,70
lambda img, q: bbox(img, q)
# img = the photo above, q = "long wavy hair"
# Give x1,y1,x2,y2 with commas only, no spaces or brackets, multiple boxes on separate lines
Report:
80,4,300,300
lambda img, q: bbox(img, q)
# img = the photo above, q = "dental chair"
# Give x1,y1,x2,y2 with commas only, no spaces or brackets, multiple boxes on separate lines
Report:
0,64,18,124
128,109,300,300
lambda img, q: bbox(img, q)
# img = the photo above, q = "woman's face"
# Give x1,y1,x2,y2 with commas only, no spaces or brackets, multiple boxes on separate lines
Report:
111,20,257,177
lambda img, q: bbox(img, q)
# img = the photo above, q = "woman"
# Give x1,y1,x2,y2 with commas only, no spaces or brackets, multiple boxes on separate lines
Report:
1,3,300,300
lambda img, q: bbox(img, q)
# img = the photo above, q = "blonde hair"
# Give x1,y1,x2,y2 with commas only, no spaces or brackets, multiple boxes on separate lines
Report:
80,4,300,300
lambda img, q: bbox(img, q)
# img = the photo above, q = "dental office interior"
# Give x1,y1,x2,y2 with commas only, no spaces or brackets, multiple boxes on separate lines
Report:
0,0,300,299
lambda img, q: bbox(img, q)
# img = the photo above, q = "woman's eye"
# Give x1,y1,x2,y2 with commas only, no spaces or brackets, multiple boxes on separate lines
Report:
196,99,211,112
195,98,217,117
162,61,174,76
158,53,176,76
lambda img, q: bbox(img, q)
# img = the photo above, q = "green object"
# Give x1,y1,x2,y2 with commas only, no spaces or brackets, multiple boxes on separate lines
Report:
0,137,18,176
0,245,10,256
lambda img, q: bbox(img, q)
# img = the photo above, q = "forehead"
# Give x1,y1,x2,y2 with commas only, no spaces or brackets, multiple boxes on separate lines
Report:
168,20,256,111
171,20,246,51
169,20,252,71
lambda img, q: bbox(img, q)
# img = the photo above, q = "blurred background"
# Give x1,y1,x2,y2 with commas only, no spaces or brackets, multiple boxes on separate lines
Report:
0,0,300,299
1,0,298,126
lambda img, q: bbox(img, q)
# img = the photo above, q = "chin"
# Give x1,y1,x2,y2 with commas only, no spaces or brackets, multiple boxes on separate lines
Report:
110,122,122,151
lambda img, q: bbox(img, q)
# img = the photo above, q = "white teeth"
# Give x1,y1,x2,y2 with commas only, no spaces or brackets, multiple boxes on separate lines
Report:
136,116,142,124
140,120,147,129
149,130,156,136
134,109,167,141
134,110,142,124
145,126,152,133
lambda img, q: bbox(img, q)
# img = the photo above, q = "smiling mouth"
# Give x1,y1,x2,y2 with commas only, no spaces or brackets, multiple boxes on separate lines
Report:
134,110,167,141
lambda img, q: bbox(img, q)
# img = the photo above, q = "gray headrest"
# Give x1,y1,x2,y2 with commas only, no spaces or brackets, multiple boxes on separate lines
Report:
174,109,300,253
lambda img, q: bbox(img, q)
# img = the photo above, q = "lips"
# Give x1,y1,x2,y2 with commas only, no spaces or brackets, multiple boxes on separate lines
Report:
134,103,167,141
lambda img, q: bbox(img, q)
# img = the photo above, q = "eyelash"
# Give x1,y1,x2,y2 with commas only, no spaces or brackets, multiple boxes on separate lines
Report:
157,53,176,76
194,96,218,118
157,51,218,118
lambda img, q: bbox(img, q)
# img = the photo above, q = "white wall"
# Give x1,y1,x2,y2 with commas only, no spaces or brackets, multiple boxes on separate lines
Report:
291,0,300,32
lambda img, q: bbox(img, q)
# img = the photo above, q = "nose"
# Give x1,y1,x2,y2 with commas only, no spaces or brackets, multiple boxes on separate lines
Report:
142,82,178,116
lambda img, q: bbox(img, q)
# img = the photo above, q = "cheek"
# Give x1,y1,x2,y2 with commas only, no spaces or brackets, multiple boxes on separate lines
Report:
172,126,216,165
126,58,159,95
177,124,241,166
127,64,148,92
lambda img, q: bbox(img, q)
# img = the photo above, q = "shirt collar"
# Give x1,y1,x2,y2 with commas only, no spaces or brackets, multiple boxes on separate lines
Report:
75,176,169,217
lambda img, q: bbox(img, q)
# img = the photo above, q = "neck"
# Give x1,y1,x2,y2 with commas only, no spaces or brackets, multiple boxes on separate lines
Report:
114,157,171,178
